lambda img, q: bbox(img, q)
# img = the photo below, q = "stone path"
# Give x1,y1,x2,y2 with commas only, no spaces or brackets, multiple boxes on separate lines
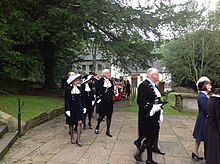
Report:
1,101,206,164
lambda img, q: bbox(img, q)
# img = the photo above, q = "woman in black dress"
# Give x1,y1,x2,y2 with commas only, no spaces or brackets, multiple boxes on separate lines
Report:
65,74,85,146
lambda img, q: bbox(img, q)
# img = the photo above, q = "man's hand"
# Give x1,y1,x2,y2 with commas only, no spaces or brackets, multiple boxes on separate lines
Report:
66,111,70,117
83,108,87,114
149,104,162,116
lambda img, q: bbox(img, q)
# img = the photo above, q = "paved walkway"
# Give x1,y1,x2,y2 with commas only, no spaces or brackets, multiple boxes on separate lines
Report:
1,101,206,164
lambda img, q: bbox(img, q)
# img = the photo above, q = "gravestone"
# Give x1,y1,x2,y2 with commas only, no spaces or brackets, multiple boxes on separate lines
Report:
175,94,198,112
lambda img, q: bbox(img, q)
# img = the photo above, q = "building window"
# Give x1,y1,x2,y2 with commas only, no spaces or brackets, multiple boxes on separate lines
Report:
140,76,143,81
82,65,86,70
89,65,93,71
98,64,102,71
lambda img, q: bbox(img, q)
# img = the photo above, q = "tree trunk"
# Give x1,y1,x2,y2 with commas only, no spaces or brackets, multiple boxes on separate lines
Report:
39,38,57,89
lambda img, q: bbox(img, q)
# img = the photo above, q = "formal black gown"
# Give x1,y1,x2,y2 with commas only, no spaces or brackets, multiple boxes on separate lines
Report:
65,85,84,125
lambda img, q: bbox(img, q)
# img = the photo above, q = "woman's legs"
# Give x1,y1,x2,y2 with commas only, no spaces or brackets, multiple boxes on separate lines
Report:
83,113,87,129
69,125,75,144
76,121,82,146
193,140,202,156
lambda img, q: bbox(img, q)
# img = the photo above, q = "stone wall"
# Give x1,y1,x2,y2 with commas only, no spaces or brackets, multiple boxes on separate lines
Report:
22,108,64,134
0,107,64,136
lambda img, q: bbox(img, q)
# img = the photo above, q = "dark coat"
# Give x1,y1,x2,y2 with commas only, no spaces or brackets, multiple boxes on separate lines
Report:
81,82,95,107
96,77,114,117
137,80,159,144
65,85,84,125
81,82,95,114
90,77,98,96
193,92,208,141
204,96,220,164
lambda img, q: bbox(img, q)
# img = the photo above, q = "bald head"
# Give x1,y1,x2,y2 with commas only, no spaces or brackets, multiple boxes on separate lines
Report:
146,68,159,84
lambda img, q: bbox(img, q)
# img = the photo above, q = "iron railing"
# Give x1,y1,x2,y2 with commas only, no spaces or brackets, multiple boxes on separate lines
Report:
0,90,24,137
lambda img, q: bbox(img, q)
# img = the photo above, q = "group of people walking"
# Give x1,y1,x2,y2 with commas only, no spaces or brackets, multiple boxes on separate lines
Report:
192,76,220,164
133,68,220,164
64,67,220,164
64,69,115,147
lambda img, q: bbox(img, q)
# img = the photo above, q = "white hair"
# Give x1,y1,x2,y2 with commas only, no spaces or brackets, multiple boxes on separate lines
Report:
102,69,110,75
146,68,158,77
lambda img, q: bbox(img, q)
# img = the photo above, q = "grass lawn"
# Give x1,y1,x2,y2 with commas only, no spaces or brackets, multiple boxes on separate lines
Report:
0,95,64,122
124,92,197,116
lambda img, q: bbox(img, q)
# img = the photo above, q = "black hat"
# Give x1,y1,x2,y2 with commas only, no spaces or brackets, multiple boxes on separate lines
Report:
82,75,92,83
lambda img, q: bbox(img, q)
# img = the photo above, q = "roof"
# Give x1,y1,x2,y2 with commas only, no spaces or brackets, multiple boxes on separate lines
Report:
126,60,166,74
77,49,106,61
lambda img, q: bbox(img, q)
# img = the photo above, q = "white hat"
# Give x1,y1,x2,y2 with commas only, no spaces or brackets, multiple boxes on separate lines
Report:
67,74,81,84
82,75,92,84
196,76,210,90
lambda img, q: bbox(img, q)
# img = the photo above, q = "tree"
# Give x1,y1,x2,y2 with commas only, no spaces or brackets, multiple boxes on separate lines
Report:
0,0,200,90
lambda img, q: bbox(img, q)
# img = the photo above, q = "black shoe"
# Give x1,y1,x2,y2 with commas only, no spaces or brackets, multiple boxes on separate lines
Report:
152,148,166,155
83,127,86,130
76,139,82,147
106,132,112,137
95,129,99,134
192,152,203,160
89,126,93,129
146,160,158,164
134,140,141,150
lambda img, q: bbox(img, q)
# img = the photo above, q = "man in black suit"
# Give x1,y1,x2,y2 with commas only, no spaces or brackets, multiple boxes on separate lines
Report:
94,69,114,137
134,68,165,164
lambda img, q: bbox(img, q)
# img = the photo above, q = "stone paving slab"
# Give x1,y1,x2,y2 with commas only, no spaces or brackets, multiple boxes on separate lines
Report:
0,101,206,164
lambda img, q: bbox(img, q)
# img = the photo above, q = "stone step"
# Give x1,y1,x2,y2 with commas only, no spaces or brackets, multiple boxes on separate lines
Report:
0,131,18,160
0,124,8,138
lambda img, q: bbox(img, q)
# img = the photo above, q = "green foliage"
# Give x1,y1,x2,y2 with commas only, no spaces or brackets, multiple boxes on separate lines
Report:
0,95,63,122
160,1,220,87
161,29,220,86
0,0,205,89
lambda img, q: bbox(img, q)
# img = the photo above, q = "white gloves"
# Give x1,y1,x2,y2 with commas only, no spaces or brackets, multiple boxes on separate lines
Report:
159,110,164,123
66,111,70,117
97,99,101,104
83,108,87,114
149,104,162,116
115,90,119,97
92,101,95,106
